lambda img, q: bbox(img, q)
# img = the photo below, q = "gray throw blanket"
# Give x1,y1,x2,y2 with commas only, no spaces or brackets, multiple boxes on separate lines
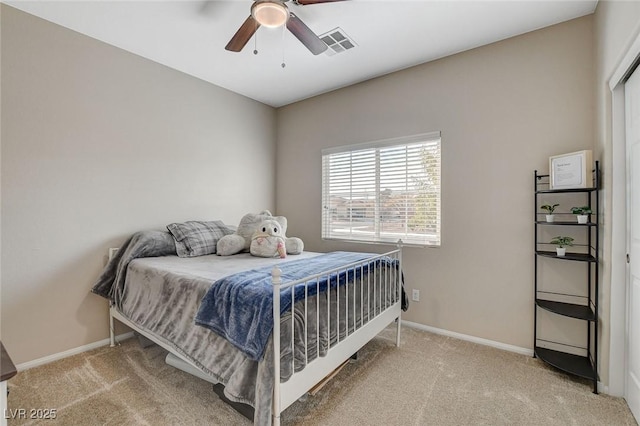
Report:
195,252,399,361
91,230,177,304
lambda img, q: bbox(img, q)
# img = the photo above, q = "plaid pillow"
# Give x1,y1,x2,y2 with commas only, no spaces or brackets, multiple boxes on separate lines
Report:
166,220,233,257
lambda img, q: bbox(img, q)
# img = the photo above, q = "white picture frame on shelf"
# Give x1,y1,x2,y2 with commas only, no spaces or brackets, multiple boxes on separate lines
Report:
549,150,593,190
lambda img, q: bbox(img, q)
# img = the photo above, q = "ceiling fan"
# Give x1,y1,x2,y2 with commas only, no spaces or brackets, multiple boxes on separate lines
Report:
225,0,347,55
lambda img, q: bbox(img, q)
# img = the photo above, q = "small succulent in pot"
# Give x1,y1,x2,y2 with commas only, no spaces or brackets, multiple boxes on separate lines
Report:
570,206,592,224
541,204,559,222
550,236,574,257
570,206,592,215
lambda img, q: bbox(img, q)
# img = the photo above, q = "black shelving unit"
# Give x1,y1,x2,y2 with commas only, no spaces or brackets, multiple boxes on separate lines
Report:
533,161,599,393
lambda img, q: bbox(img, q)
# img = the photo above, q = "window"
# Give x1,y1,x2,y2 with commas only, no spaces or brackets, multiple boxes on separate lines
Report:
322,132,441,246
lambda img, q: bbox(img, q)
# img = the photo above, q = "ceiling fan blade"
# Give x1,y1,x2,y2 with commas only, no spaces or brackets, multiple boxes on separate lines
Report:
225,16,260,52
286,13,328,55
295,0,348,4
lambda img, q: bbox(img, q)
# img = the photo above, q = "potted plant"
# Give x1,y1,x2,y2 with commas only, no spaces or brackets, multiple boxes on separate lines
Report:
541,204,559,222
570,206,592,224
550,236,574,257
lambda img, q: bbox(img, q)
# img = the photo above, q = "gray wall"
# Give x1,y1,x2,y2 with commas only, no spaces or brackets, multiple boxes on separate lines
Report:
0,5,603,375
0,5,276,364
276,16,594,351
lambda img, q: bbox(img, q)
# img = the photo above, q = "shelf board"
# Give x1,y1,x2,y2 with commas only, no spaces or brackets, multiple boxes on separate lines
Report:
536,299,595,321
536,187,597,194
535,347,596,380
535,221,596,226
535,251,596,262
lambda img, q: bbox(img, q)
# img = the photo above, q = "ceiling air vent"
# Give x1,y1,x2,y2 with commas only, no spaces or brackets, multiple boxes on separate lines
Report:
319,28,357,56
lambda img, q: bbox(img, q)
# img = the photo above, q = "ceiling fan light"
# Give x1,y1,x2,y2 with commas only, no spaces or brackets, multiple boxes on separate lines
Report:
252,2,289,28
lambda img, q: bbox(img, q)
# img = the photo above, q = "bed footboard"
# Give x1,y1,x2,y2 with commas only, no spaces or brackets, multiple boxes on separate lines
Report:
271,244,403,425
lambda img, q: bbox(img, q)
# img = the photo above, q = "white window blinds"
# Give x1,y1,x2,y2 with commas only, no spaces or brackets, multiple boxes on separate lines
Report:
322,132,441,246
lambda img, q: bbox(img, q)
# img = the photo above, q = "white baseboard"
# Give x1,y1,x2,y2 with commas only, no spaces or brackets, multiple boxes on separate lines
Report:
401,320,534,356
16,332,135,372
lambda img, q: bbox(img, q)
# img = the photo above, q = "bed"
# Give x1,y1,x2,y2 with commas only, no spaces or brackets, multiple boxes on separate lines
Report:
92,229,406,425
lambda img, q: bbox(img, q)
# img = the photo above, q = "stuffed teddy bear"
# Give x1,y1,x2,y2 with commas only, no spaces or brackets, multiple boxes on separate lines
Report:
217,210,304,257
249,219,287,258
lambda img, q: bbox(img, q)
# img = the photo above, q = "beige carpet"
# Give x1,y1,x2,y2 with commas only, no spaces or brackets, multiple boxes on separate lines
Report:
6,326,637,425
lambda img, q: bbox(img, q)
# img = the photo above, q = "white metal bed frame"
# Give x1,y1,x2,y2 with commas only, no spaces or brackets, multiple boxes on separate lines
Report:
108,245,403,425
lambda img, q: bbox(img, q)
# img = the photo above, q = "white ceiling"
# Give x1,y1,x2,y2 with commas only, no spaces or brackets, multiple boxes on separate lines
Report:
4,0,597,107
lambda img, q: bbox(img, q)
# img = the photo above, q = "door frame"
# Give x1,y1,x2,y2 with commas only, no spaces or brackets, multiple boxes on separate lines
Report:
608,28,640,397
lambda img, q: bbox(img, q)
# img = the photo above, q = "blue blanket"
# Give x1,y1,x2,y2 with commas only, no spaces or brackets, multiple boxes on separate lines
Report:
195,252,399,361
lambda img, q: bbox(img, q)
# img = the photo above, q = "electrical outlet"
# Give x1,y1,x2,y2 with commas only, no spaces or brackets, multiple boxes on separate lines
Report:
412,289,420,302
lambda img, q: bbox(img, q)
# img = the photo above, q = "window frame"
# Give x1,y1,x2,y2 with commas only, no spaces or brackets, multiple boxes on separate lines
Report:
321,131,441,247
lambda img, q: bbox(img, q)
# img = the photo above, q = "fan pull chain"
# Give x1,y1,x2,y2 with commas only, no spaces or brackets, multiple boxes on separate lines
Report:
281,24,286,68
254,27,258,55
